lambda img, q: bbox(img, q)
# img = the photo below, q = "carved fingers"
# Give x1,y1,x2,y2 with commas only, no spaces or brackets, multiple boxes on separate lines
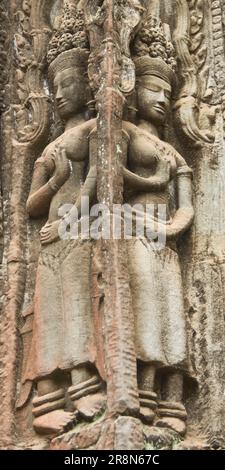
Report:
123,161,170,191
40,220,60,245
51,146,72,187
156,158,171,184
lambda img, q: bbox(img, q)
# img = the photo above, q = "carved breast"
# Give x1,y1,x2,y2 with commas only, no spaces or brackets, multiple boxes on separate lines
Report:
129,131,159,176
128,129,177,182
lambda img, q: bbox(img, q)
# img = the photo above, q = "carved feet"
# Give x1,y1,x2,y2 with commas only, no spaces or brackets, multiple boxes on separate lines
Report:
155,417,186,436
74,393,106,420
33,410,76,435
68,376,106,421
33,379,186,438
33,377,106,436
32,388,76,435
138,391,187,437
139,389,157,424
155,401,187,436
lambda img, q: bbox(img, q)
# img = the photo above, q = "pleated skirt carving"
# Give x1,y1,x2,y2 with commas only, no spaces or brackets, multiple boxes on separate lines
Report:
128,238,187,369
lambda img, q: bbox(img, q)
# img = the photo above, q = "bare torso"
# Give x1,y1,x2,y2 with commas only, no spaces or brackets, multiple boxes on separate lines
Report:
29,119,96,222
123,121,178,220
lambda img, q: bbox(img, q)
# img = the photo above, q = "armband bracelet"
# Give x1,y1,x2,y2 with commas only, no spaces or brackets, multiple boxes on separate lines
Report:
48,178,59,193
177,166,193,178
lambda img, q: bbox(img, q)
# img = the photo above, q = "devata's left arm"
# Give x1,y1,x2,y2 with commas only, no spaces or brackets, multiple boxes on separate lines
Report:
166,165,194,239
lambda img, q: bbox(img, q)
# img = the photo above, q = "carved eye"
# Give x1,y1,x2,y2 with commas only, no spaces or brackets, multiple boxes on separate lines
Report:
165,91,171,100
145,85,160,93
61,78,74,88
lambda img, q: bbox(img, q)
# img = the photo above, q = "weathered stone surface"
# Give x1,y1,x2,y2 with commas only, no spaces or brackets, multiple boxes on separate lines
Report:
144,426,179,449
50,420,103,451
96,417,144,451
114,417,144,451
156,418,186,437
176,437,211,451
1,0,225,452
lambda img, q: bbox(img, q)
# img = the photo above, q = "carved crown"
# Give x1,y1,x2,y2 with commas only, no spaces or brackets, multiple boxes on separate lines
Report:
134,56,175,87
48,48,89,82
133,14,176,86
47,0,89,80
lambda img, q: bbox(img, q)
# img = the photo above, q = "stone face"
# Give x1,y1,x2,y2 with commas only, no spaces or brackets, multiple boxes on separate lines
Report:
0,0,225,451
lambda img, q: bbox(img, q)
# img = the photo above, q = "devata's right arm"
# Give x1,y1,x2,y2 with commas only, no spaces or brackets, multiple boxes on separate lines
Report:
26,148,70,218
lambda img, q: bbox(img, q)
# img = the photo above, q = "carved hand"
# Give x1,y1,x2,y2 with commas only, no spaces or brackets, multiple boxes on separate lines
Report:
157,157,170,184
40,220,60,245
123,158,170,191
149,207,194,241
51,147,71,188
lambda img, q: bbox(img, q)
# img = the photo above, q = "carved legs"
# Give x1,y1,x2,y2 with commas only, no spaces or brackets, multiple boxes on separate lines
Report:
33,377,75,435
156,372,187,436
37,377,60,396
33,367,186,436
33,365,106,434
138,362,157,424
68,365,106,421
138,365,187,436
32,371,187,439
139,363,155,391
70,365,93,386
164,371,184,402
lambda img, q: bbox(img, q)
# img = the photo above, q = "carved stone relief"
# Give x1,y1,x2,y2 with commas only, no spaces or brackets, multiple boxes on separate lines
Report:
173,0,216,144
0,0,225,451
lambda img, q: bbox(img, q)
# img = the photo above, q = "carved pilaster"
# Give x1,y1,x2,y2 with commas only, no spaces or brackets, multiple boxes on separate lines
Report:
0,0,54,447
0,0,9,280
181,0,225,449
212,0,225,123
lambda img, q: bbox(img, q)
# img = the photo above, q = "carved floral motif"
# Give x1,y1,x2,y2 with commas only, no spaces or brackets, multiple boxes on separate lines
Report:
1,0,225,451
13,0,52,145
212,0,225,124
16,0,194,446
173,0,216,144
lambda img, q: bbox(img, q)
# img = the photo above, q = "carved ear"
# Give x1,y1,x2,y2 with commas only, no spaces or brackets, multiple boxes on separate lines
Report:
123,91,138,123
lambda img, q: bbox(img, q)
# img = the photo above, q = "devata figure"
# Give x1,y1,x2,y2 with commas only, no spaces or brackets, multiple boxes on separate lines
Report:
123,48,194,435
21,45,105,435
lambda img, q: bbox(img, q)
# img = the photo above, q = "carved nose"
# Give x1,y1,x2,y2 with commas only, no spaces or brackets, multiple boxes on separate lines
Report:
56,86,63,101
157,90,166,105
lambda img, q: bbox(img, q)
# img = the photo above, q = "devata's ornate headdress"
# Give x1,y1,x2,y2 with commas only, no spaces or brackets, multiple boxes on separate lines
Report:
47,1,90,82
133,15,177,87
